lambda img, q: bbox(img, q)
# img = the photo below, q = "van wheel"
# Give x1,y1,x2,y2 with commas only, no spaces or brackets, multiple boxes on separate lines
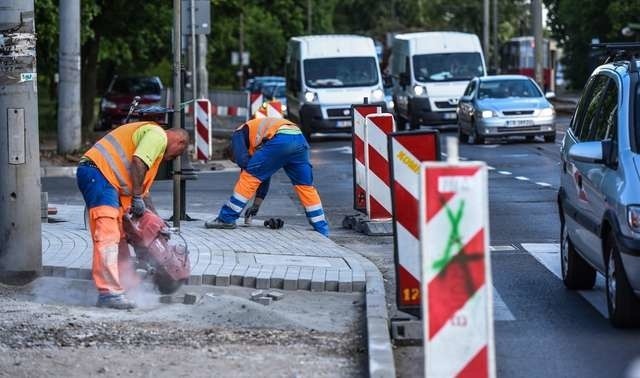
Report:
605,234,640,328
409,117,420,130
544,134,555,143
299,116,312,142
560,218,596,289
471,122,484,145
395,114,407,131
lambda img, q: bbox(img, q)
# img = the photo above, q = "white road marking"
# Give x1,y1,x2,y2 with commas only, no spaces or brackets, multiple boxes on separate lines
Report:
487,166,495,170
521,243,608,318
316,146,353,154
536,182,552,187
490,245,517,252
514,176,530,181
497,170,512,175
493,287,516,321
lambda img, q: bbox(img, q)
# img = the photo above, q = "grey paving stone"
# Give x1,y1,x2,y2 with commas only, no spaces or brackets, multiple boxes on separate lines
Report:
297,267,313,290
338,269,353,293
256,265,274,289
250,290,265,299
311,268,326,292
183,293,199,305
325,268,339,292
267,291,284,301
270,265,287,289
201,264,221,285
230,264,248,286
253,296,272,306
243,265,261,287
215,264,236,286
283,266,301,290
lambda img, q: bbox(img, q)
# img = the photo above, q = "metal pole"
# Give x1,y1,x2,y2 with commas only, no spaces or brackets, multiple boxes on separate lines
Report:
307,0,312,34
0,0,42,284
483,0,490,66
172,0,182,228
532,0,544,88
190,0,197,100
57,0,81,153
197,34,208,98
492,0,499,72
239,13,244,89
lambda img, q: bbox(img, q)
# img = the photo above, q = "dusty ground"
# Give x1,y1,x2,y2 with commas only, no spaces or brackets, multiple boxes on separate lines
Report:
0,277,365,377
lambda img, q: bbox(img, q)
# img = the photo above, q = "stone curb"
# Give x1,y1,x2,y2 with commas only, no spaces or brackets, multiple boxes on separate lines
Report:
40,166,77,178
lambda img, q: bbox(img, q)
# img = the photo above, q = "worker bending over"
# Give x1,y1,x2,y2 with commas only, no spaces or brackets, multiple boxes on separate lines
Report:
76,122,189,309
206,117,329,236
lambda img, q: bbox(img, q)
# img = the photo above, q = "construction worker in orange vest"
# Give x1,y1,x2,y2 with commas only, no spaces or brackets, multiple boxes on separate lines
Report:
76,122,189,309
205,117,329,236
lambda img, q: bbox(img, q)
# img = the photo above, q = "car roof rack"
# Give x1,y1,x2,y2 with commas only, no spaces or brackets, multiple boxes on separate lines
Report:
591,43,640,74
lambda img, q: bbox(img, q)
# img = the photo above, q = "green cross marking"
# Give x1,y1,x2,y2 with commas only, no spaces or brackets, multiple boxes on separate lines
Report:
432,199,465,271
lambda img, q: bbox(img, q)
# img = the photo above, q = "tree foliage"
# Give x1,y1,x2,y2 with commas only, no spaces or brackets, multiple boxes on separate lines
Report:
544,0,640,89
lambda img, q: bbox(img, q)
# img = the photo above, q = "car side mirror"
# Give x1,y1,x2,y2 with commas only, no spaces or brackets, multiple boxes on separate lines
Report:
545,92,556,99
568,141,604,164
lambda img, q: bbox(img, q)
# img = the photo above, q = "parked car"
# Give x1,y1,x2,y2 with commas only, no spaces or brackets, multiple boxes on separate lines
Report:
456,75,556,144
261,82,287,114
558,43,640,327
96,76,164,131
245,76,285,93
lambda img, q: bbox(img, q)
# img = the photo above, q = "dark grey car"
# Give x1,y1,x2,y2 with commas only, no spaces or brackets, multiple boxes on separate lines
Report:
558,44,640,328
457,75,556,144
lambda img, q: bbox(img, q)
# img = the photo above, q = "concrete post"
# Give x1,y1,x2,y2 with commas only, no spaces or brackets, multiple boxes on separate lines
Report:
492,0,499,72
57,0,81,153
172,0,183,228
532,0,544,89
0,0,42,284
197,34,208,99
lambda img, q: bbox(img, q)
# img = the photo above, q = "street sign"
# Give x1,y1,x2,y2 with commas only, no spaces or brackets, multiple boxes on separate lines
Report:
419,161,495,377
388,130,440,317
181,0,210,35
231,51,250,66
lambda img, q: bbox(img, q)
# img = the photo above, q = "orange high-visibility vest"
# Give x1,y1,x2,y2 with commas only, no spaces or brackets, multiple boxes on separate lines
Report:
84,122,164,199
237,117,299,155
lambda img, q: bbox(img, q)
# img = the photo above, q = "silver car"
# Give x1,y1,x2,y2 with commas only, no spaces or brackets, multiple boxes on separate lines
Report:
558,45,640,328
457,75,556,144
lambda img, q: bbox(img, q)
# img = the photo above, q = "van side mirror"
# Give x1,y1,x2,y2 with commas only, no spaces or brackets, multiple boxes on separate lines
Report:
399,72,410,87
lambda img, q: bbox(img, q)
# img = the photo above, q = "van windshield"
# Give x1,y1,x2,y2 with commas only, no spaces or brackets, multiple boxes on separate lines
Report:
303,57,379,88
413,53,484,82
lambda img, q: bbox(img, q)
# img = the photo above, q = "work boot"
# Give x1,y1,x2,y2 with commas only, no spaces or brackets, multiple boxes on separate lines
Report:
96,293,136,310
204,217,237,229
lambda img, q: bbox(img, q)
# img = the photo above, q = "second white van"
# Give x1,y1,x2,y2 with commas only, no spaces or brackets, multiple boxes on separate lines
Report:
391,32,487,129
285,35,386,139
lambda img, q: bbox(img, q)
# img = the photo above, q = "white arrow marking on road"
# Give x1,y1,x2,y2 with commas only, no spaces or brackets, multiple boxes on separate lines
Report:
522,243,608,318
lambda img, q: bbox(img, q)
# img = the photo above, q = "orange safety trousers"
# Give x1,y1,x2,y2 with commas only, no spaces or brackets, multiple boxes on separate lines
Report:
88,205,139,295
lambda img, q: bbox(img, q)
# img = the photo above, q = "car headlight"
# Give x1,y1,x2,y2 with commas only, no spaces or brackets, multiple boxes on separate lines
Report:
539,107,555,117
628,206,640,232
388,100,395,110
371,88,384,101
304,91,317,103
413,85,427,96
480,110,495,118
101,99,117,110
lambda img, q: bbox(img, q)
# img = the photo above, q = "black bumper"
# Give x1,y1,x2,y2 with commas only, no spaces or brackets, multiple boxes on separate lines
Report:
409,98,457,126
300,102,387,133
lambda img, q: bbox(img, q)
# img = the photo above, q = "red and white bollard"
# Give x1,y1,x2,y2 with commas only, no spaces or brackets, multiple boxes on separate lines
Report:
351,104,382,213
418,138,495,377
194,98,212,161
253,100,283,119
388,130,440,317
364,113,396,220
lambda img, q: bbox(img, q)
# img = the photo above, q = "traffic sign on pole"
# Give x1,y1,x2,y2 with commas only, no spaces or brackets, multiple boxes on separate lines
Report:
388,130,440,317
419,160,495,377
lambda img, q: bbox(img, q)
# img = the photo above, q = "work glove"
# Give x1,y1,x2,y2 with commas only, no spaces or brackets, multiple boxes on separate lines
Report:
243,203,260,225
131,195,146,217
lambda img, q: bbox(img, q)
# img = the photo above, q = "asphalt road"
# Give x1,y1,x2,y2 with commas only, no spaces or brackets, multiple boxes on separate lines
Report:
42,115,640,377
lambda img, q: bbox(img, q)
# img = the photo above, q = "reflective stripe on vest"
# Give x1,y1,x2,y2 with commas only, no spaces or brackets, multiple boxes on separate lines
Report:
93,143,132,196
254,118,279,148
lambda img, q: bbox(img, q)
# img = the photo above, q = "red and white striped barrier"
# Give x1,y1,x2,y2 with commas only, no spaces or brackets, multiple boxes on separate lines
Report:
194,99,212,161
419,160,495,377
364,113,396,220
388,130,440,316
253,100,283,119
351,104,382,213
212,105,248,117
249,92,263,116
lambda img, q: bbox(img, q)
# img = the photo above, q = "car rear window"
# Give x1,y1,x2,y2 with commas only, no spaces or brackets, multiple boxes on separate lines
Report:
111,77,161,95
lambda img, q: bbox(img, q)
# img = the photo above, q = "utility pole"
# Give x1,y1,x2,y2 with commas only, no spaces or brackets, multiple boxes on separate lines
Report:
190,0,197,100
492,0,499,72
172,0,182,228
483,0,490,66
532,0,544,89
0,0,42,284
239,13,244,89
307,0,312,34
197,35,208,98
57,0,81,153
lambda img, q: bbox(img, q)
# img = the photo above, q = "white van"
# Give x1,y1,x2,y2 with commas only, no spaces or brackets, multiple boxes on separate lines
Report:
286,35,386,139
391,32,487,129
